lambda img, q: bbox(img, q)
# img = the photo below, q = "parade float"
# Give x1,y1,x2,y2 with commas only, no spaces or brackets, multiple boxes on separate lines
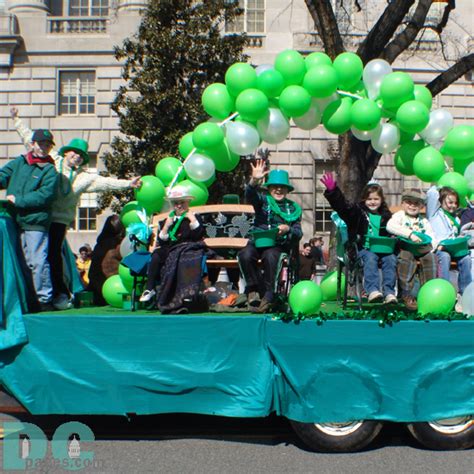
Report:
1,50,473,453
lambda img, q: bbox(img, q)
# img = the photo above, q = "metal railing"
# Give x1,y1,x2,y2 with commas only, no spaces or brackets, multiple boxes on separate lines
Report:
48,16,108,34
0,13,18,36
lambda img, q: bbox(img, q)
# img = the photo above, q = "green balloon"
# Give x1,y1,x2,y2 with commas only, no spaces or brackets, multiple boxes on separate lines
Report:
417,278,456,316
413,85,432,110
178,179,209,206
118,263,134,293
303,64,339,98
202,83,235,120
279,85,312,117
441,125,474,161
350,99,381,131
320,270,345,301
179,132,195,159
399,128,416,145
155,157,185,186
135,175,166,214
438,172,469,201
380,72,414,109
333,52,363,89
102,274,128,308
288,280,323,315
394,140,426,176
396,100,430,133
120,201,145,228
225,62,257,97
274,49,306,86
206,139,240,172
322,97,353,135
256,69,285,98
235,88,269,122
376,99,397,119
413,146,445,183
192,122,225,150
348,80,368,97
305,52,332,70
453,159,469,175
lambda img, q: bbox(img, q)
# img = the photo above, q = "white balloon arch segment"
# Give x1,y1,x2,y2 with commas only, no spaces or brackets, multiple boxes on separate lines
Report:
130,49,474,218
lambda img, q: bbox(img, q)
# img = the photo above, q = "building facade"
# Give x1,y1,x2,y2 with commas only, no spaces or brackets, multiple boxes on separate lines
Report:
1,0,472,250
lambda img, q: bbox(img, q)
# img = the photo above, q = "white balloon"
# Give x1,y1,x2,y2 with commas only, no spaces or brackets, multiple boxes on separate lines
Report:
464,161,474,192
225,121,261,156
255,64,273,76
363,59,393,100
371,123,400,154
419,109,454,145
257,107,290,144
184,153,215,182
315,93,339,114
352,123,382,142
461,281,474,316
293,99,322,130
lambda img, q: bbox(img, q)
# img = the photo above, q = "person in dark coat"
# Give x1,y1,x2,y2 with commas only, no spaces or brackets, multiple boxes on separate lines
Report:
238,160,302,313
299,242,317,280
139,188,205,304
87,214,125,305
321,171,397,304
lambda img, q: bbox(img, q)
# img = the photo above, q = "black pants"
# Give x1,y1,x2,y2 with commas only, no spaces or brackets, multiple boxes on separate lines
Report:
145,247,170,291
238,243,283,300
48,222,69,297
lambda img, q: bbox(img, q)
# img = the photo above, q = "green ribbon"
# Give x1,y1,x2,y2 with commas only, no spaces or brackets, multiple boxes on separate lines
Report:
266,195,302,223
168,211,187,242
59,158,76,195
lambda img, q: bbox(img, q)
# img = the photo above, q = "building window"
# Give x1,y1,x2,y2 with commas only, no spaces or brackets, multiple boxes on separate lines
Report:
59,71,95,116
70,192,98,231
225,0,265,34
69,0,109,17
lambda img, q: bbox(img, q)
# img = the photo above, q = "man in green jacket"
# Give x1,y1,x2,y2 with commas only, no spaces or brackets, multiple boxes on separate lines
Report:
0,129,58,311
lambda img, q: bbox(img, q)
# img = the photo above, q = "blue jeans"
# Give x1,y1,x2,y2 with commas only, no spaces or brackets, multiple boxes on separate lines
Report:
436,250,472,295
20,230,53,304
358,249,397,296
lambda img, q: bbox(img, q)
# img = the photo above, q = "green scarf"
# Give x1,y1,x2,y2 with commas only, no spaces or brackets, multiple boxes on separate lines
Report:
168,211,187,242
442,209,460,234
266,195,302,223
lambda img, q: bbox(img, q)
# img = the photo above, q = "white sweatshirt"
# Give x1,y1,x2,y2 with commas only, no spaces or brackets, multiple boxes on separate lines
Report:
387,210,438,250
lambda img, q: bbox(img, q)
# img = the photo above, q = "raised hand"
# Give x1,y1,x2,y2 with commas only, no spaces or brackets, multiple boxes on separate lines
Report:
250,159,269,182
10,107,19,119
130,176,142,189
320,171,336,192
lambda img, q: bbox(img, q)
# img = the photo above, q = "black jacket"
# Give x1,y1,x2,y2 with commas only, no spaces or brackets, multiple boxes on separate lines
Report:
159,214,205,247
324,186,392,249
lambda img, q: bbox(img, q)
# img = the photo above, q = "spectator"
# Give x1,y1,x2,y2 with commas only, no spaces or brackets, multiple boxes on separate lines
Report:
0,129,58,311
299,242,318,280
309,236,325,264
76,246,92,287
87,215,125,306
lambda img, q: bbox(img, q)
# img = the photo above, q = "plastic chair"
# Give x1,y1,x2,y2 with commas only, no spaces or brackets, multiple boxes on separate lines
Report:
331,212,363,310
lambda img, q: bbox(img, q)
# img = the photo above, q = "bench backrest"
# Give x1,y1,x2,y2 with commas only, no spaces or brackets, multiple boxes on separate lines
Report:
152,204,255,252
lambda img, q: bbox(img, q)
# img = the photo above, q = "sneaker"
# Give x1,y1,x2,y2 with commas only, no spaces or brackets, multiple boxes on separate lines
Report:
402,295,418,311
247,291,261,307
139,289,156,303
39,302,55,312
384,294,398,305
455,294,463,313
368,291,383,303
253,298,272,314
52,294,73,310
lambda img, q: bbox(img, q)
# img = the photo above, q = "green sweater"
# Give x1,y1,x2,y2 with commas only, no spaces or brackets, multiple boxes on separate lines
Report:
0,155,58,231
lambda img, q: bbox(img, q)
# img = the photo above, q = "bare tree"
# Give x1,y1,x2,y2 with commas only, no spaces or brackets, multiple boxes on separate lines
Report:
305,0,474,200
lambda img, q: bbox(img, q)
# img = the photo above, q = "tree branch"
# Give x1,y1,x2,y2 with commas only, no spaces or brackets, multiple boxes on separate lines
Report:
427,53,474,97
382,0,433,63
357,0,415,62
304,0,344,58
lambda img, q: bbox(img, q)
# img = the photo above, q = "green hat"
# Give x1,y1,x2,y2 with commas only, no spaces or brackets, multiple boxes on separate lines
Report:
59,138,90,165
263,169,294,192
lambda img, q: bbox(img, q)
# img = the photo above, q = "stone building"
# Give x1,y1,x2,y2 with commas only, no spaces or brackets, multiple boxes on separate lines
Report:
0,0,472,250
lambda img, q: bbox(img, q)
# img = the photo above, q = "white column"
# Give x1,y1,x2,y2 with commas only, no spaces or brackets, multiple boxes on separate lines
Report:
117,0,147,13
7,0,49,13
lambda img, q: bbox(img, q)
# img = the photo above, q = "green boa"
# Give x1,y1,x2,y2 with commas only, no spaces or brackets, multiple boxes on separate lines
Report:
168,211,187,241
266,195,302,222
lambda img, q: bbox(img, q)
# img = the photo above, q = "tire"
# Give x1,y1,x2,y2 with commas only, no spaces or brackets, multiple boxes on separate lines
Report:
290,419,384,452
407,415,474,450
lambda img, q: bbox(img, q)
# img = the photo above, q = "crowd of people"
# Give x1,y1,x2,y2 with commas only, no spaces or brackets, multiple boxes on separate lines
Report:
1,120,472,314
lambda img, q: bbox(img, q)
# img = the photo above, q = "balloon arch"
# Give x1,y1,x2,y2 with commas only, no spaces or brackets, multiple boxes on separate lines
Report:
109,49,473,311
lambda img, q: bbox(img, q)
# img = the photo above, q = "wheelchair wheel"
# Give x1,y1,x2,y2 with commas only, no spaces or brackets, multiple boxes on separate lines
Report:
290,419,383,452
407,416,474,450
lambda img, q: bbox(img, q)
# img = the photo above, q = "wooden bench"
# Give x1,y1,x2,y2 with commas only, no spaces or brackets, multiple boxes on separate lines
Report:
152,204,255,269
